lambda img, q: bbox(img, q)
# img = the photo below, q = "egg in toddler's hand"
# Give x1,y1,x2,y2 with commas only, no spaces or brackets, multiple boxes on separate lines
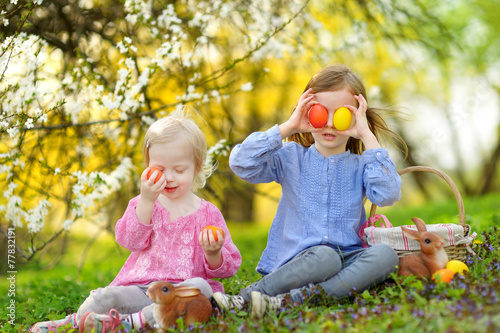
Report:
147,166,163,184
202,226,224,242
308,104,328,128
333,107,352,131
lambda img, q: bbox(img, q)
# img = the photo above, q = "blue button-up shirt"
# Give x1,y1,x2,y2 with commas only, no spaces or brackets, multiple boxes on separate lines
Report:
229,125,402,275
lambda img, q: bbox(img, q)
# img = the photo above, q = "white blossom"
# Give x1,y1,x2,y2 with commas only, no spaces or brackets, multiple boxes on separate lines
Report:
69,157,133,220
241,82,253,92
6,196,24,228
26,199,51,233
4,182,18,198
25,118,34,129
125,57,135,69
206,139,230,168
7,127,18,138
0,164,12,175
116,41,128,54
62,219,74,231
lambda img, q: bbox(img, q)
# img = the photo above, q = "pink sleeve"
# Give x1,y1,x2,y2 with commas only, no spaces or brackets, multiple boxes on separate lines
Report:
202,203,242,279
115,196,154,252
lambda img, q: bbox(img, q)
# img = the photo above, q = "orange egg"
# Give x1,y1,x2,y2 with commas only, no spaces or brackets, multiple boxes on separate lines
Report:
432,268,455,283
147,166,163,184
308,104,328,128
202,226,224,242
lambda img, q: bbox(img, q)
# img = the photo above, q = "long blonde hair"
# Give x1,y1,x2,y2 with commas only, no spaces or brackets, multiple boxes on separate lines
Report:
287,65,407,156
142,109,212,191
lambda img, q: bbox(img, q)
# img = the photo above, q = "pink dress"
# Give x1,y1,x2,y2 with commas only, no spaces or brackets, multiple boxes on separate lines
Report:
109,196,241,293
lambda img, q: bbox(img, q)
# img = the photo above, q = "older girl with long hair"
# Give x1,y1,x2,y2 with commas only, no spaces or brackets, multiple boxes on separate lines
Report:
213,64,407,318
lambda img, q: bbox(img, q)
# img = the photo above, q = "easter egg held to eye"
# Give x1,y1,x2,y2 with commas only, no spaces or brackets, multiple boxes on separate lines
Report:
308,104,328,128
202,226,224,242
147,166,163,184
333,107,352,131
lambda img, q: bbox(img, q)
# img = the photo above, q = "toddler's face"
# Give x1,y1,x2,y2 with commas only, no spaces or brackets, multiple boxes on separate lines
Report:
311,88,357,157
148,138,197,201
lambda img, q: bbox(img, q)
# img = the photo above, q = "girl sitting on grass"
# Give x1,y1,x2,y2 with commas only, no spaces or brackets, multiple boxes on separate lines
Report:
30,110,241,332
213,64,407,318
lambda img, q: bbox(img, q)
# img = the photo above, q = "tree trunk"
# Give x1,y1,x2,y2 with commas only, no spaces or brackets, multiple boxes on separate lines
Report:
222,179,255,222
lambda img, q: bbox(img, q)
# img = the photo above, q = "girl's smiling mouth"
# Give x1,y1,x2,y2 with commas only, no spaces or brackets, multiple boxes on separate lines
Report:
165,186,178,193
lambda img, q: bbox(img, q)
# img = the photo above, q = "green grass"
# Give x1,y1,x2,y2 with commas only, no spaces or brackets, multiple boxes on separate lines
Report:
1,192,500,332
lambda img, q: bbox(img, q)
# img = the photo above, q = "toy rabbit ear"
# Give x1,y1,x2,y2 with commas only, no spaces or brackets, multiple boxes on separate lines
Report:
175,286,201,298
411,217,427,233
401,226,420,240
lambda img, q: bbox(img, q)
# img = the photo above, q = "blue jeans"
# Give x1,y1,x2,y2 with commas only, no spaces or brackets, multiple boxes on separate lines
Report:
239,244,398,303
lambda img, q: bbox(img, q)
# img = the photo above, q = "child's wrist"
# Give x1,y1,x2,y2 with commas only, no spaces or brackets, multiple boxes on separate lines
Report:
360,132,381,150
205,250,223,269
204,248,221,258
278,122,294,139
136,196,156,225
138,195,155,207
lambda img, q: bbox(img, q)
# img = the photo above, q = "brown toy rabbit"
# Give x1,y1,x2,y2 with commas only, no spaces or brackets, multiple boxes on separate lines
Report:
398,217,449,278
146,281,212,329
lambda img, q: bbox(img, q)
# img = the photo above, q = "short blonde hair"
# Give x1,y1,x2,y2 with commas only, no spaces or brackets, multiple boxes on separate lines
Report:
142,109,212,191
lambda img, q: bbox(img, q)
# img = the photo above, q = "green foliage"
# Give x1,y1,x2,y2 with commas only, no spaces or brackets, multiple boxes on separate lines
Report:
1,194,500,332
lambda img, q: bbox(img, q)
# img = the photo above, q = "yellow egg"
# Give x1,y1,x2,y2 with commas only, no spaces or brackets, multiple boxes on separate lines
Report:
333,107,352,131
446,260,469,275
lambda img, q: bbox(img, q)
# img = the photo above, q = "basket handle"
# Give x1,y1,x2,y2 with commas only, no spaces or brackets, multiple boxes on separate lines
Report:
369,166,466,227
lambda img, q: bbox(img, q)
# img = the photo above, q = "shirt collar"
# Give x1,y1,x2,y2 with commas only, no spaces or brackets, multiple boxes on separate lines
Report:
310,144,351,160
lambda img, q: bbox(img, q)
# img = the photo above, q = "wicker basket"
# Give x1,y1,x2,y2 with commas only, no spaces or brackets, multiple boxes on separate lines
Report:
365,166,476,261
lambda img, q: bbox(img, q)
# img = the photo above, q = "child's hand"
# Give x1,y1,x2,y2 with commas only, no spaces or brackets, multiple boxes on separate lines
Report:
339,94,380,149
279,88,322,138
199,228,224,269
140,167,166,203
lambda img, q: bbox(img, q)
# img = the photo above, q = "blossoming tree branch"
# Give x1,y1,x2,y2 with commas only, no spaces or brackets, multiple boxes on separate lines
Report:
0,0,311,261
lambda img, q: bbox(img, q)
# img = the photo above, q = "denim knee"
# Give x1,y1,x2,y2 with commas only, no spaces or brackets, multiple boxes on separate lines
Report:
371,244,399,273
302,245,342,280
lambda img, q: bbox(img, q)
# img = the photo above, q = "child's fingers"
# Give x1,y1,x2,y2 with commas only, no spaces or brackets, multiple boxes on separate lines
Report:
343,96,366,119
341,105,359,124
199,229,209,245
200,228,216,243
143,167,163,186
199,229,224,252
354,94,367,114
216,230,225,243
297,95,315,113
299,88,314,101
297,89,315,107
153,178,166,190
141,168,150,181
